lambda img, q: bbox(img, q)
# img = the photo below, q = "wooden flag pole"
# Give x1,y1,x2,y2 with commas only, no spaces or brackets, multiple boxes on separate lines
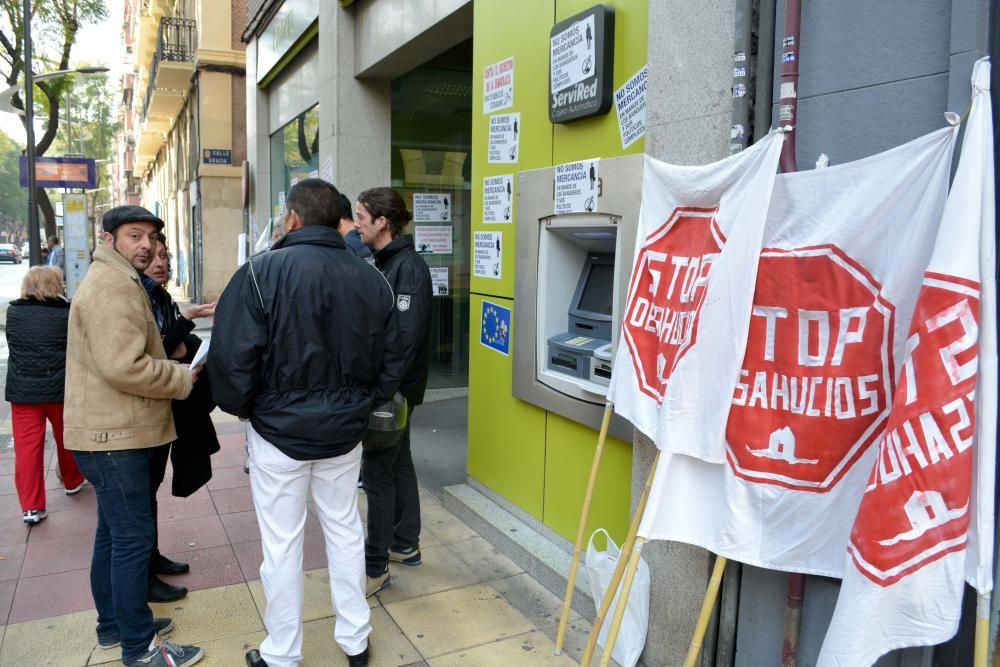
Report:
682,554,729,667
580,452,661,666
974,594,989,667
598,539,647,666
555,402,614,655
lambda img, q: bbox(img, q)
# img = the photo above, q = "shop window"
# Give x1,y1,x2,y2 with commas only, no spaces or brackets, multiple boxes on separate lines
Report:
263,104,319,249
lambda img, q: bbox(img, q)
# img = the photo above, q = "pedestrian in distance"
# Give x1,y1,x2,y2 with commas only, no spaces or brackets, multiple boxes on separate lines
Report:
64,205,204,667
336,192,373,262
140,233,219,603
354,187,433,594
209,179,406,667
4,265,85,524
46,235,65,274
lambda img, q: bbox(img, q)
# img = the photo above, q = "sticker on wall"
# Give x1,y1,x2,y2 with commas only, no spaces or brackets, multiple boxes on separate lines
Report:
614,65,647,149
430,267,449,296
554,159,599,214
488,112,520,163
480,300,511,356
550,13,596,95
413,193,452,222
414,226,453,254
483,174,513,223
483,56,514,113
277,191,286,214
320,156,334,183
473,231,503,279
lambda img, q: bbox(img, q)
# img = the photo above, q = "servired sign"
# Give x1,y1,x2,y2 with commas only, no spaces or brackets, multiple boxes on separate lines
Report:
622,207,722,403
848,273,979,585
726,245,894,491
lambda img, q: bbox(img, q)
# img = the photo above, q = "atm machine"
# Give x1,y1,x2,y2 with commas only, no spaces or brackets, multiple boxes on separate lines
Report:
513,154,643,440
546,252,614,386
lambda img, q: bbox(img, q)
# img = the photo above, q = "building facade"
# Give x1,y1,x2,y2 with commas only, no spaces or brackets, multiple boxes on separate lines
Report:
114,0,247,302
241,1,997,664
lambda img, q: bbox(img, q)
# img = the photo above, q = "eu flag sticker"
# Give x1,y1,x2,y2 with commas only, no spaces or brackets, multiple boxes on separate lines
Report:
480,300,511,356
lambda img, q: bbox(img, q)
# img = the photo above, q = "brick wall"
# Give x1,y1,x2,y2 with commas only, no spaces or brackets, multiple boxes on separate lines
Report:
231,0,248,51
231,74,247,165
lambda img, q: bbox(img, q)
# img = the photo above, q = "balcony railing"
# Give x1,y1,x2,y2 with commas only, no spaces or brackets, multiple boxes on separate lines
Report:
141,17,196,122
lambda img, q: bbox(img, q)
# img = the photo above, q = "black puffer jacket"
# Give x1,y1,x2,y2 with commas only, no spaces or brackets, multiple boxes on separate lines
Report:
5,298,70,403
374,235,433,406
208,225,406,460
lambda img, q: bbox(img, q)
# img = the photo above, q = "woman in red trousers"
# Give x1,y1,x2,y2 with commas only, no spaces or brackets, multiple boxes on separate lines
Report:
5,266,85,524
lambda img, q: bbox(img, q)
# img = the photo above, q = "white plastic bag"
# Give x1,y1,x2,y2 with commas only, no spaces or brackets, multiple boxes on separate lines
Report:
583,528,650,667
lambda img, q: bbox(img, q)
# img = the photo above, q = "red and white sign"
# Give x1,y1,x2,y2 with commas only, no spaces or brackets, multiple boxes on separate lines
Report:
849,274,978,585
610,132,785,463
622,207,722,403
636,123,959,578
820,58,995,665
727,246,894,492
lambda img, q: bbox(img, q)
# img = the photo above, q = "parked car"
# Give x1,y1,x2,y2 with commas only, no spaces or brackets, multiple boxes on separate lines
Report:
0,244,23,264
20,242,29,259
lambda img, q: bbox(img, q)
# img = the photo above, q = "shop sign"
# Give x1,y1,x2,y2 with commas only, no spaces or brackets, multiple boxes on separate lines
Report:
203,148,232,165
549,5,615,123
257,0,319,83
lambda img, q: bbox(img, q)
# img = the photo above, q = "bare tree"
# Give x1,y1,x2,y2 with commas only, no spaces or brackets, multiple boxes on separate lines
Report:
0,0,108,237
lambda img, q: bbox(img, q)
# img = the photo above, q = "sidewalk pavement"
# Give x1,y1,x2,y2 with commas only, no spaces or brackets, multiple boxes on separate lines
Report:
0,408,602,666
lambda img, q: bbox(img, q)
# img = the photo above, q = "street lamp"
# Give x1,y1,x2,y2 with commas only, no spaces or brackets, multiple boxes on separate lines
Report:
16,0,110,265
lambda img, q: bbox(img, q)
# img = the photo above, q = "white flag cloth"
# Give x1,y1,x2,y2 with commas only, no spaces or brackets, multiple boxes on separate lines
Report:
608,131,784,463
637,124,959,575
819,57,995,666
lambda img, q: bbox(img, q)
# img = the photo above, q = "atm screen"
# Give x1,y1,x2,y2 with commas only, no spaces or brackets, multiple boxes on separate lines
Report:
577,263,614,316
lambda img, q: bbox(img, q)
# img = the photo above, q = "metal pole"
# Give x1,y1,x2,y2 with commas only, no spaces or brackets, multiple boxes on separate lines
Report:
777,0,804,663
777,0,801,173
23,0,41,266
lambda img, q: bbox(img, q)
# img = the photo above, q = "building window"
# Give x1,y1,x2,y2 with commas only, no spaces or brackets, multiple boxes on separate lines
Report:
266,104,319,245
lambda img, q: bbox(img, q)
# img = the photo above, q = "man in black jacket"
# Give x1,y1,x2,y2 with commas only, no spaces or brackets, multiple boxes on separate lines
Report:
355,188,433,595
208,179,404,667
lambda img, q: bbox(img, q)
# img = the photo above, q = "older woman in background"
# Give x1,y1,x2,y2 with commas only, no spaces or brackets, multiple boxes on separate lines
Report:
5,265,85,524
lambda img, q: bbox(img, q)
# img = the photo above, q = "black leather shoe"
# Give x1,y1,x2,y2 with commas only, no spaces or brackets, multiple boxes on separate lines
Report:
147,576,188,603
245,648,268,666
347,646,369,666
153,554,190,575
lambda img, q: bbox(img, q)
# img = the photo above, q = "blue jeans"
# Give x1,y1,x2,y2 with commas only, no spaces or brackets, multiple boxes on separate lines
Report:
72,449,157,663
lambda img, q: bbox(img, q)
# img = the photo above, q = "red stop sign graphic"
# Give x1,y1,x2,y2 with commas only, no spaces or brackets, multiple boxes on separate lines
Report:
848,274,979,586
726,245,894,491
622,207,723,403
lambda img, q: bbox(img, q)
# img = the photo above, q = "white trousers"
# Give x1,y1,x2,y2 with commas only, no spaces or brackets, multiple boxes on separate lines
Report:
248,428,371,666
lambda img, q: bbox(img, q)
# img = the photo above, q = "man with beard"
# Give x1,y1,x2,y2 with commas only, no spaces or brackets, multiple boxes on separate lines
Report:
64,206,204,667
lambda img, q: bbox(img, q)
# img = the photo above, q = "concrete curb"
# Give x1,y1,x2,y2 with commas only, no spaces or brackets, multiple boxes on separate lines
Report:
442,482,597,622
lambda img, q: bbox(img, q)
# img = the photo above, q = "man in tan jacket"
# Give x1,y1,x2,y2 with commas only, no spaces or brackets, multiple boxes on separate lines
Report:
65,205,204,667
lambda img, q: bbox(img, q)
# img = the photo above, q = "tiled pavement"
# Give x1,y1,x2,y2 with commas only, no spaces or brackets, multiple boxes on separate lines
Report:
0,409,603,666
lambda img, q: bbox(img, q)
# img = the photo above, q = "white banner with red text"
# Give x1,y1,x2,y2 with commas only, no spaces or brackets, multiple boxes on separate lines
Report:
635,123,959,576
607,131,784,463
818,57,996,666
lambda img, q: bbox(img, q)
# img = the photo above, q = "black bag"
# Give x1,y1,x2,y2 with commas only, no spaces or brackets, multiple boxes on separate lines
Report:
362,392,408,452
